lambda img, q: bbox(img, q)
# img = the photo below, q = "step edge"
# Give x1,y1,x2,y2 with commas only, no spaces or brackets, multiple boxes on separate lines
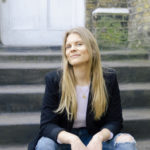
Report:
1,108,150,125
0,83,150,94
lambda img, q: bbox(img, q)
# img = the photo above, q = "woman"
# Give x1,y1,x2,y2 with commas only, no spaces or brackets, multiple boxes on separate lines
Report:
28,27,137,150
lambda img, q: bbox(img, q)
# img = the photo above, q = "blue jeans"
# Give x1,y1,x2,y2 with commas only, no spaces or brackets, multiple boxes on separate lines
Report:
36,128,137,150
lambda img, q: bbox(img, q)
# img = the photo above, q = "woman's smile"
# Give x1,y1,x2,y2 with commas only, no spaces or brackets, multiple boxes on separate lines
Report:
70,54,80,58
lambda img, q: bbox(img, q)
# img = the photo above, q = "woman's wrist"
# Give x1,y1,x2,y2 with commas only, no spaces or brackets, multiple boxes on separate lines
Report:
57,130,79,145
69,134,79,145
94,128,112,142
93,133,104,142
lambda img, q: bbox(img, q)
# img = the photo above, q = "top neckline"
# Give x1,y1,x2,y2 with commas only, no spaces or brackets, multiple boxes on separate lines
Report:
76,84,90,88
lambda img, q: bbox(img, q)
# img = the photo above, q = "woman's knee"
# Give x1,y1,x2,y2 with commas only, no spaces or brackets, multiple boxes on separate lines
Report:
115,133,136,144
36,137,58,150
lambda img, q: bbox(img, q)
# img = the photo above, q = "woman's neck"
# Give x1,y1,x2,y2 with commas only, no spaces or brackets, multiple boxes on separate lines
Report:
73,65,90,86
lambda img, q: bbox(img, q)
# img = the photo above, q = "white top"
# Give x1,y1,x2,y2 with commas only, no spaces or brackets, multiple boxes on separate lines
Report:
57,85,113,143
73,85,90,128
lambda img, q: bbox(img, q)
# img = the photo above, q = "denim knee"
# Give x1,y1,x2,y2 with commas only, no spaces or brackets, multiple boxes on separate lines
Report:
36,136,58,150
114,133,137,150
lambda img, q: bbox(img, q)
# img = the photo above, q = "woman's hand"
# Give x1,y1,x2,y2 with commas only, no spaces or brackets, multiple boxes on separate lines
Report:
70,136,88,150
87,134,103,150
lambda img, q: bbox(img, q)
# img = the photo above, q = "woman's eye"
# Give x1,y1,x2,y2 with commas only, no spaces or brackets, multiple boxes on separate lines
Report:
66,45,71,49
77,43,82,46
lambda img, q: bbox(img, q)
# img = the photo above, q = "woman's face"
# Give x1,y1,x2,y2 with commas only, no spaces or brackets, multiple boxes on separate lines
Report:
65,33,90,67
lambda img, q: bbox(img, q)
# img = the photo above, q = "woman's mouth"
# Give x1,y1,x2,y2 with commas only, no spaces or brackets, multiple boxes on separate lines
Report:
70,54,80,58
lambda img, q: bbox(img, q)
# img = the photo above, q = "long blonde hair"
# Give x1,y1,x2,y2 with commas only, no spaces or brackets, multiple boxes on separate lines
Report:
55,27,108,120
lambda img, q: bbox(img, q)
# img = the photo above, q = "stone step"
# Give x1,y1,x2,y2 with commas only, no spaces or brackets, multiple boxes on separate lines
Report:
0,85,44,112
122,109,150,140
0,108,150,145
120,83,150,108
101,50,149,61
136,139,150,150
0,145,27,150
0,83,150,112
0,112,40,145
0,45,61,51
0,50,149,62
0,140,150,150
0,50,62,63
0,60,150,85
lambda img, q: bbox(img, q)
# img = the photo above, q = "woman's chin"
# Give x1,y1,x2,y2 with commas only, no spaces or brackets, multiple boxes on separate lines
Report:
68,59,89,67
70,62,88,67
69,60,80,66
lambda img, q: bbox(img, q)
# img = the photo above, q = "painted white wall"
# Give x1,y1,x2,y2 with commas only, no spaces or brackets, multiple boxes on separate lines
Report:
0,0,85,46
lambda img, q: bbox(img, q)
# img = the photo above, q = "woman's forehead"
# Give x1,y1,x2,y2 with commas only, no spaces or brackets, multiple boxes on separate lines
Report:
66,33,83,43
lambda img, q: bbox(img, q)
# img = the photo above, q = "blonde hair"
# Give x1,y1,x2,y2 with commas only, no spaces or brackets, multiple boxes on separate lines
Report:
55,27,108,120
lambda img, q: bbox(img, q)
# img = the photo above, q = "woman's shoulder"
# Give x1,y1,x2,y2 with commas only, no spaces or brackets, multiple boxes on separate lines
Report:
103,67,119,89
103,67,117,79
45,68,62,83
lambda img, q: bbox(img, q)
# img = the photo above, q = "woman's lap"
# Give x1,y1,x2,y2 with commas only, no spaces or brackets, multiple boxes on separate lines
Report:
36,128,137,150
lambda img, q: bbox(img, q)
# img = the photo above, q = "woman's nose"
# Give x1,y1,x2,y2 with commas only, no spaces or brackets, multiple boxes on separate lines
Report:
70,45,77,51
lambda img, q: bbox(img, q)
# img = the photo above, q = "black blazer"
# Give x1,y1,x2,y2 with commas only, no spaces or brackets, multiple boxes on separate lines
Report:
28,68,123,150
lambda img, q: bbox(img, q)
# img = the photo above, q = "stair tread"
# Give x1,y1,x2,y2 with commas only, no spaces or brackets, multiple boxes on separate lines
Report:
0,85,45,93
0,60,150,68
123,108,150,121
0,50,62,56
0,83,150,94
0,108,150,126
0,50,148,55
0,62,61,69
0,112,40,125
0,140,149,150
101,50,148,55
119,83,150,90
136,139,150,150
0,145,27,150
0,45,61,51
102,60,150,67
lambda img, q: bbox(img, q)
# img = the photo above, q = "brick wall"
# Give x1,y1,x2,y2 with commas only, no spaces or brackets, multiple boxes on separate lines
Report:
85,0,98,31
93,11,129,49
98,0,127,8
86,0,128,50
86,0,150,50
128,0,150,50
86,0,128,30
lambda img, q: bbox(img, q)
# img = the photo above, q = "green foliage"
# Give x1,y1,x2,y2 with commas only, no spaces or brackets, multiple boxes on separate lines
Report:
95,16,128,49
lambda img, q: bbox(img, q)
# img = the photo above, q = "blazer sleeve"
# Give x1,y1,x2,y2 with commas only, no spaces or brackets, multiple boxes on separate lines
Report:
40,71,65,142
102,72,123,135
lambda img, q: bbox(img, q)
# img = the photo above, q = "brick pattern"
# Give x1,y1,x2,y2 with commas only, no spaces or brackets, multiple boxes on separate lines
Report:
86,0,129,49
85,0,97,31
85,0,128,31
98,0,127,8
93,13,129,49
86,0,150,50
128,0,150,49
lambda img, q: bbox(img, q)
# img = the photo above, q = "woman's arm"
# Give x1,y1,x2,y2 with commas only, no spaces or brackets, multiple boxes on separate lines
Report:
102,71,123,135
40,71,65,142
87,71,122,150
93,128,112,142
58,131,88,150
57,130,78,144
87,128,111,150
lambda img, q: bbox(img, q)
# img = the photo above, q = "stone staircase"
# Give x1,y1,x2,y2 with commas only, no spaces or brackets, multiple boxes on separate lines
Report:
0,48,150,150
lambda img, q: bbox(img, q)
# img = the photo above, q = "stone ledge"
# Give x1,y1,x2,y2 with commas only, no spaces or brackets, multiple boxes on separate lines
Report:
93,8,129,15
